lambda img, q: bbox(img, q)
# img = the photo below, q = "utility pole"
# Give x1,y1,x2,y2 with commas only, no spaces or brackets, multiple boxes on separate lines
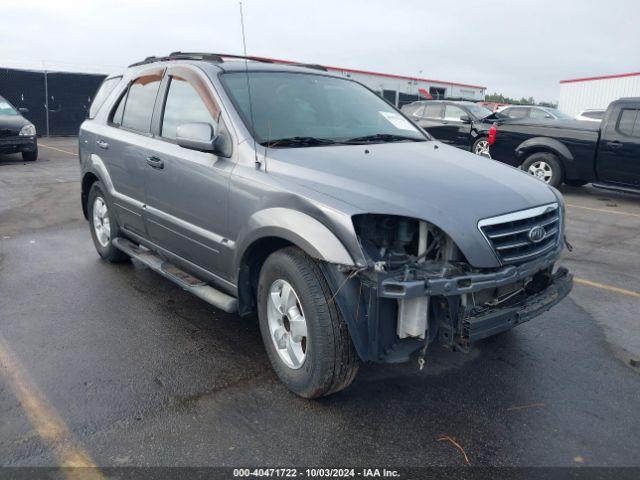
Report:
43,61,50,137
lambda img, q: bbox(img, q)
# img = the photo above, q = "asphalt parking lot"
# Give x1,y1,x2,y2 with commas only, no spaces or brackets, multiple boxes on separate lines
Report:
1,137,639,468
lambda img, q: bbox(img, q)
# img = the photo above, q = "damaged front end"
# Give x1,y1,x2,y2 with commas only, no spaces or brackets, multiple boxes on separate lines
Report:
321,213,573,364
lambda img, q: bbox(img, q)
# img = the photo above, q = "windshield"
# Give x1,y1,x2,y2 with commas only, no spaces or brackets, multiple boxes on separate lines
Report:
220,72,427,145
465,104,493,119
545,108,573,120
0,98,19,116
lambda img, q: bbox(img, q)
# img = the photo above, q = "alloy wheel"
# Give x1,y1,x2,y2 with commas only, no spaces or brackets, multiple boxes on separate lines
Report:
266,279,308,369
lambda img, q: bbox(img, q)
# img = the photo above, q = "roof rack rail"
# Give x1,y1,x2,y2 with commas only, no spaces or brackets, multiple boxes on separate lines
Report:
128,52,275,68
288,63,327,72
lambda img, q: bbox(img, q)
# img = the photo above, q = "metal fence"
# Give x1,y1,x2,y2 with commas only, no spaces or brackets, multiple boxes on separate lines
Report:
0,67,106,136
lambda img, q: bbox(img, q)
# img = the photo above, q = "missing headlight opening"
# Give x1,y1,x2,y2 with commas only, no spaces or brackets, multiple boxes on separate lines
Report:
352,214,463,271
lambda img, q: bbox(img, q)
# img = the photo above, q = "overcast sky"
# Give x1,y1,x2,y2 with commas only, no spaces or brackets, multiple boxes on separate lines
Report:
2,0,639,102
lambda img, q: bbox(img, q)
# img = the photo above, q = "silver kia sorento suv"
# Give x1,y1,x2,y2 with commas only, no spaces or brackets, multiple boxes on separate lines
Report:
79,52,572,398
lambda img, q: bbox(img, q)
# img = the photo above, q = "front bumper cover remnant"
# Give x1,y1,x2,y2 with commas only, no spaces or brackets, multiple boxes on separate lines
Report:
462,267,572,344
321,247,572,364
378,247,561,299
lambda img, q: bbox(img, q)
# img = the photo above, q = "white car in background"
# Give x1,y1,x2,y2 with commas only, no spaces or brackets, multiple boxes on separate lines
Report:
497,105,574,121
574,109,605,122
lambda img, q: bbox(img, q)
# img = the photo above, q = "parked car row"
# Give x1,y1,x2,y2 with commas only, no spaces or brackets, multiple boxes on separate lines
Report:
402,97,640,191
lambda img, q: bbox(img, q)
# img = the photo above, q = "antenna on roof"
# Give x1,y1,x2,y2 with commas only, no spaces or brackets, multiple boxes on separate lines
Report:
239,1,262,170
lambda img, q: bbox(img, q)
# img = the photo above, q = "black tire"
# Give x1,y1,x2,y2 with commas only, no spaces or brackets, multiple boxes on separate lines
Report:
521,152,563,188
257,247,359,398
87,181,130,263
471,136,491,158
564,179,589,187
22,149,38,161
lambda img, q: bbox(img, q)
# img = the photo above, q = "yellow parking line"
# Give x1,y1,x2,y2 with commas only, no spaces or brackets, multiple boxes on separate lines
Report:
575,277,640,299
0,334,104,479
566,203,640,219
39,143,78,156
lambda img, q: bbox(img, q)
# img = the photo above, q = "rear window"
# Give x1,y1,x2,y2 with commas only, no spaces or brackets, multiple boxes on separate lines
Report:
89,76,121,119
582,110,604,120
121,73,162,133
617,109,640,137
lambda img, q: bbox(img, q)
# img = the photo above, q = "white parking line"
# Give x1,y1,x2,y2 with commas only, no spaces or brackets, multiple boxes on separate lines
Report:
567,203,640,219
39,143,78,156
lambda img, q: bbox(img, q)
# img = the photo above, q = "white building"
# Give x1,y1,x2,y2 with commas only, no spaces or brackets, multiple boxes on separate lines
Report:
558,71,640,116
263,57,486,106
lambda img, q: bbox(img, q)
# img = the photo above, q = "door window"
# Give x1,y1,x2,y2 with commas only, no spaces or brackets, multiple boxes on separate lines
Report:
502,107,528,119
161,76,218,139
121,73,163,133
443,105,466,121
617,109,640,137
530,108,551,119
415,103,442,119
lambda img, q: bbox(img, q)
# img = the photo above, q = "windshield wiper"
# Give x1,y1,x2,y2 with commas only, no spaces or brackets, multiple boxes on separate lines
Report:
343,133,425,144
262,136,339,148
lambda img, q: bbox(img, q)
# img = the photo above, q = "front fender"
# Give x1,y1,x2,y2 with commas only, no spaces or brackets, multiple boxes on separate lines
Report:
234,208,360,270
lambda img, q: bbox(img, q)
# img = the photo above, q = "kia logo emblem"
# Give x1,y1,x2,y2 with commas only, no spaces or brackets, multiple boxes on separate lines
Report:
528,226,546,243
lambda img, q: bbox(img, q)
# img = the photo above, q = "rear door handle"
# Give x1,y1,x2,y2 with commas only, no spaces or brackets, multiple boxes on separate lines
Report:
607,140,623,150
96,140,109,150
146,156,164,169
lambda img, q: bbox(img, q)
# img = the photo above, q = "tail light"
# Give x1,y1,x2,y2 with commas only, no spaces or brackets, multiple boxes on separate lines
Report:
488,124,497,146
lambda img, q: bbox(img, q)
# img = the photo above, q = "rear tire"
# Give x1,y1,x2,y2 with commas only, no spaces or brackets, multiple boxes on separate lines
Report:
471,137,491,158
521,152,563,188
22,149,38,161
257,247,359,398
87,181,130,263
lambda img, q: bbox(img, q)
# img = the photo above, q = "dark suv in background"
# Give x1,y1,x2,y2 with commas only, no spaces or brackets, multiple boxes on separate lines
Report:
401,100,495,157
0,95,38,161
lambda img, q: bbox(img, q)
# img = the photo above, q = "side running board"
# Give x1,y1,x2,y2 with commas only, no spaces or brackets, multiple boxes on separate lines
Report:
112,237,238,313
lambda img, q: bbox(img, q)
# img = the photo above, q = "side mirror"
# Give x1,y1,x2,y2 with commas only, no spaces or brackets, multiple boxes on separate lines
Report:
19,107,29,114
176,122,216,152
460,114,471,123
545,114,553,119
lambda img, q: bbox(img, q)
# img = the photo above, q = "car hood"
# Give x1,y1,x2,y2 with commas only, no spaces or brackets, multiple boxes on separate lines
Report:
0,114,30,132
266,141,558,268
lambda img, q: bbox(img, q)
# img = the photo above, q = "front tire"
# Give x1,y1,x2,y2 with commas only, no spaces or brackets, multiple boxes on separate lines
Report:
472,137,491,158
521,152,563,188
22,148,38,161
257,247,359,398
87,181,130,263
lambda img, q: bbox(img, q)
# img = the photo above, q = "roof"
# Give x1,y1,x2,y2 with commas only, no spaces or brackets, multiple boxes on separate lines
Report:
124,52,486,90
560,71,640,84
252,56,486,90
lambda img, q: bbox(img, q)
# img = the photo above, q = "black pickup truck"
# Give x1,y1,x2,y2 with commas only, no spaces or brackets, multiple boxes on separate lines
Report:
488,98,640,189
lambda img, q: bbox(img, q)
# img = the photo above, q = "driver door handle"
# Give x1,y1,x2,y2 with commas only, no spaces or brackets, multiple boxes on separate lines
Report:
606,140,623,150
96,140,109,150
146,156,164,169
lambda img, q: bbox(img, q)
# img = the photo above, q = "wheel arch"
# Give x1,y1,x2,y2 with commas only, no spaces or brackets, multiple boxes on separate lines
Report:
234,208,361,316
81,171,100,219
516,137,573,165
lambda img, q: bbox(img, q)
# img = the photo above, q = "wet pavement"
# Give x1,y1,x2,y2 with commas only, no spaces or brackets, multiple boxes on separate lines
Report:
1,138,639,467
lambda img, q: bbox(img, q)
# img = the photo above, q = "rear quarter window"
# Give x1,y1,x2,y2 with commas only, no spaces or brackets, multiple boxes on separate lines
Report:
89,76,122,119
616,109,640,137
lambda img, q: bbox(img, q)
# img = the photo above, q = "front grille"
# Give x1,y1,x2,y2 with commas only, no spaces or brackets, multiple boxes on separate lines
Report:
0,128,18,138
479,203,560,265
